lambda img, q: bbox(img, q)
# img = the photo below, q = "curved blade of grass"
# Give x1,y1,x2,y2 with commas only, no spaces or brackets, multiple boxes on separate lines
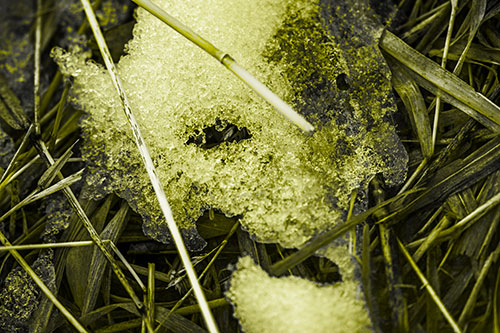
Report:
429,39,500,66
390,59,432,158
401,2,449,45
130,0,314,133
389,135,500,222
432,190,500,241
380,30,500,130
23,169,83,204
79,1,218,331
80,298,228,329
37,141,77,189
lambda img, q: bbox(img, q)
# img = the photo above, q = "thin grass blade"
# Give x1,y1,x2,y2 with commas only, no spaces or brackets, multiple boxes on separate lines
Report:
380,30,500,130
78,1,218,331
453,0,486,74
37,141,77,189
390,135,500,221
431,0,457,152
0,169,83,223
494,267,500,333
397,238,461,333
0,124,34,184
390,59,433,157
458,241,500,326
147,263,155,330
82,201,129,315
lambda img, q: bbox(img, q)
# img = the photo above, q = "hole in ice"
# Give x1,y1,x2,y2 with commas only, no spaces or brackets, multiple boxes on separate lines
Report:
186,120,252,149
336,73,350,90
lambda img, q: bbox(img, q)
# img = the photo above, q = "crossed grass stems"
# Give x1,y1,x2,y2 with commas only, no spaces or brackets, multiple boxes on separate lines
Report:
1,0,500,332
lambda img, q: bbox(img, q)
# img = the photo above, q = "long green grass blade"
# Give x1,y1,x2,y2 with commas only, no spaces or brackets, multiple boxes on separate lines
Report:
458,241,500,326
37,141,76,189
78,1,218,331
453,0,486,74
380,30,500,130
82,201,130,315
32,139,145,321
397,238,461,333
431,0,457,152
390,60,433,158
390,135,500,221
0,169,83,223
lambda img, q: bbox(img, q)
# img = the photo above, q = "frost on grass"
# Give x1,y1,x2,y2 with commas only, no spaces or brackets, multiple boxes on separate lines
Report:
41,193,73,242
0,251,55,332
53,0,407,250
227,256,372,333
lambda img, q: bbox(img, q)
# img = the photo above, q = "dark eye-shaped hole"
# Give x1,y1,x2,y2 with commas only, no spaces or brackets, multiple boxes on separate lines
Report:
186,122,252,149
336,73,350,90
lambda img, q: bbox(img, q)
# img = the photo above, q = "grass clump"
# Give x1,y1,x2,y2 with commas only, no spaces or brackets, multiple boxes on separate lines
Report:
0,0,499,332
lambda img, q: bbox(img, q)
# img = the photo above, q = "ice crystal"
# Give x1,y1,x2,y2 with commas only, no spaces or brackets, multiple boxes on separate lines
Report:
226,256,372,333
55,0,407,249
